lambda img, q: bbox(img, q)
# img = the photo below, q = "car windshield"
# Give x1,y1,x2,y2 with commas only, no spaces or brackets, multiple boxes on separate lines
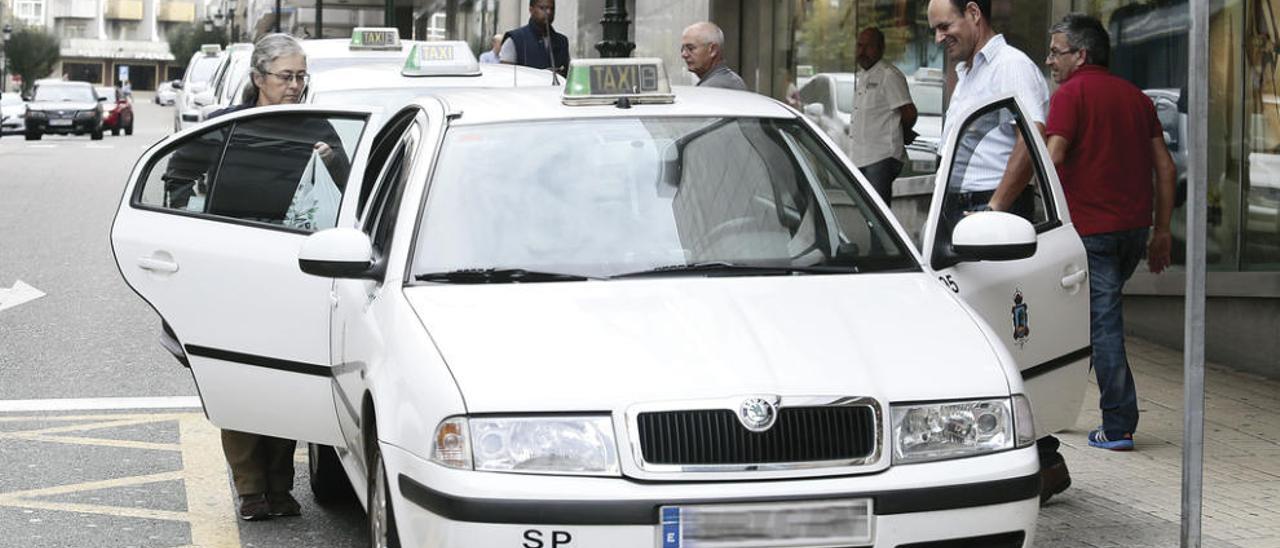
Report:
313,89,434,111
189,56,221,84
412,117,916,281
910,81,944,116
836,81,854,114
34,85,96,102
307,57,403,74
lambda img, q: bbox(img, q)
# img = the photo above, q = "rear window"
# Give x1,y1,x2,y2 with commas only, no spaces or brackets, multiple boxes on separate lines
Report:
34,85,96,102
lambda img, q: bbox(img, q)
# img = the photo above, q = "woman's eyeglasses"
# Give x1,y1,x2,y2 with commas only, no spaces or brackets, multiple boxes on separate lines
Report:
263,71,311,85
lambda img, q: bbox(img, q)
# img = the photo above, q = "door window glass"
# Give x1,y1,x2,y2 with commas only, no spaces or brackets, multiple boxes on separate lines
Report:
136,113,367,232
931,101,1056,265
364,123,421,258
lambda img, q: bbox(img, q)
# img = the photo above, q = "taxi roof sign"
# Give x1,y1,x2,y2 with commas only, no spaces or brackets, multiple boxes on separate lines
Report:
401,41,480,77
199,43,222,55
563,58,673,106
350,27,401,51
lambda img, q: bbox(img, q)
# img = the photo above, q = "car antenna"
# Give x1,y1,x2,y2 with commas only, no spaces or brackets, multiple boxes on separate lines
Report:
547,24,561,86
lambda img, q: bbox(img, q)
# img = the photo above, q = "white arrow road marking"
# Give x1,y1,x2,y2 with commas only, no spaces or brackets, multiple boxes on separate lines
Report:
0,280,46,312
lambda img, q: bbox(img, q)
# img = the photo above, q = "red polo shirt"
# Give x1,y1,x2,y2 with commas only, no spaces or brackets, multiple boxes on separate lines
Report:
1045,65,1162,236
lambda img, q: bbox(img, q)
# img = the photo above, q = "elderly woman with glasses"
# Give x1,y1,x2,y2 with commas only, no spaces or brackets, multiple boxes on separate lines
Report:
209,33,350,183
204,33,348,522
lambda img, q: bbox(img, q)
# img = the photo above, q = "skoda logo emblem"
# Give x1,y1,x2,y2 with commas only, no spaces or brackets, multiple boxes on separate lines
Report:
737,396,779,432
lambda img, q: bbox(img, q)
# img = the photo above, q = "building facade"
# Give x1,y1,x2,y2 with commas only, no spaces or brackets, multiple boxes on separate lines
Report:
6,0,200,89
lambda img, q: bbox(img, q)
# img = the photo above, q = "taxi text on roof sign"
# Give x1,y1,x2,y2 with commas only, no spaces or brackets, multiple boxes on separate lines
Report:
199,43,222,55
402,42,480,77
350,27,401,50
563,58,673,106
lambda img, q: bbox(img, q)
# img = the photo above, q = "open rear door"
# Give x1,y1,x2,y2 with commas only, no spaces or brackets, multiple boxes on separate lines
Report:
111,106,375,445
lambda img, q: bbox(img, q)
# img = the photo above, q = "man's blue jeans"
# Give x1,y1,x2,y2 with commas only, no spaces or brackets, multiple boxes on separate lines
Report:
1082,227,1148,439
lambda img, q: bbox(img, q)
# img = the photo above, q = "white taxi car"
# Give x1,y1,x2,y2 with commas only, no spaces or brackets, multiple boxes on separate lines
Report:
306,41,562,110
112,59,1090,547
174,44,225,132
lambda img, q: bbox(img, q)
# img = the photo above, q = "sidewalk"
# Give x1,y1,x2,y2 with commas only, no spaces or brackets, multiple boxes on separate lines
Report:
1035,337,1280,548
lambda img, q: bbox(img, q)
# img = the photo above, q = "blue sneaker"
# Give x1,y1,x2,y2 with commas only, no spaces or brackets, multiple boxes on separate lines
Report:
1088,428,1134,451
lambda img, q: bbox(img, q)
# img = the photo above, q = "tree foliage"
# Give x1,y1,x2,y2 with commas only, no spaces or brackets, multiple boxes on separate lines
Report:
6,26,61,94
167,23,228,70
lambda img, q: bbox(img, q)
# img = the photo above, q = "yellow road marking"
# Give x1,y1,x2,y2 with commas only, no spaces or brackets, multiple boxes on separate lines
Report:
0,412,243,547
4,433,180,452
179,414,241,548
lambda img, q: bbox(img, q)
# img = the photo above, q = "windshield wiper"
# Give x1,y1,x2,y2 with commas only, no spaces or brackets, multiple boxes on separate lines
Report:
414,268,592,284
611,261,858,279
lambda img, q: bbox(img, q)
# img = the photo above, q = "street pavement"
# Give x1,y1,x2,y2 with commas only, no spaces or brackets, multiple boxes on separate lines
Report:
1,92,1277,548
1037,337,1280,548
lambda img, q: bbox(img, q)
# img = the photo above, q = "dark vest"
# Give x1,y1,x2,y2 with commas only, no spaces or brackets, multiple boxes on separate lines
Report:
505,21,569,72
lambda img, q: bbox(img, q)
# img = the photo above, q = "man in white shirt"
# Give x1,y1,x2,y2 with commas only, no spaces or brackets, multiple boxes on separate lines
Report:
927,0,1066,505
928,0,1049,223
848,27,917,203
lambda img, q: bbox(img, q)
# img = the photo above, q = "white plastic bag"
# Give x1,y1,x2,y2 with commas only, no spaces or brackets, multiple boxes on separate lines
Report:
284,148,341,231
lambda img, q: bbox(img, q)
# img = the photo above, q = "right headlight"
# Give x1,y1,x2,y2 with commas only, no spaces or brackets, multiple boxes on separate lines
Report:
891,396,1034,464
26,110,46,119
430,415,620,476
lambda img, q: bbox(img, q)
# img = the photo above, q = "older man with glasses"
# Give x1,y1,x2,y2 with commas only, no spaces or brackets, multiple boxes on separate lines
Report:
1043,13,1176,454
680,21,746,91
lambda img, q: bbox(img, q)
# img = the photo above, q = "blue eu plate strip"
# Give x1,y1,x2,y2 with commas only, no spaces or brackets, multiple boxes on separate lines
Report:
661,507,681,548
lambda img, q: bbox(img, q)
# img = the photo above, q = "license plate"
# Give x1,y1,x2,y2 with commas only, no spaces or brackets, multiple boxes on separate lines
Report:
659,499,873,547
49,119,72,126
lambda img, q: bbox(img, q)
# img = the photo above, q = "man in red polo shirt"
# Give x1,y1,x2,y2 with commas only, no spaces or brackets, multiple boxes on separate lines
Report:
1044,13,1176,452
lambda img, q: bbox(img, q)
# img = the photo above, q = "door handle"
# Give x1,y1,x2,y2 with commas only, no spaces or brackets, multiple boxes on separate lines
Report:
1061,269,1088,288
137,256,179,274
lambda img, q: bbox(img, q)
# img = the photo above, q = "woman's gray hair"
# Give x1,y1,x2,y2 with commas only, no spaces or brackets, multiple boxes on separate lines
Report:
240,33,307,104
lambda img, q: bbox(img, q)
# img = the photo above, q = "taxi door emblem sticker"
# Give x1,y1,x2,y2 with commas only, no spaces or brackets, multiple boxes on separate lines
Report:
737,396,779,432
1012,289,1030,347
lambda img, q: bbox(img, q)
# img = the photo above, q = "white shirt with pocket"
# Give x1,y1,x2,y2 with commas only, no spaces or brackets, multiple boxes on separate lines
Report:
847,61,912,167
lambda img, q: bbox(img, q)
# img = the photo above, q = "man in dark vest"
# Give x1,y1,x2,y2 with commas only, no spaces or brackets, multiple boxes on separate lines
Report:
500,0,570,76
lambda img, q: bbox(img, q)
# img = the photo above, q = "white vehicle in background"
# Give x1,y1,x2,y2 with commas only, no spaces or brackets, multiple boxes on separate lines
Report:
173,44,225,131
1,92,24,134
155,81,178,105
112,58,1091,548
306,41,561,110
797,72,855,151
193,43,254,121
798,68,944,179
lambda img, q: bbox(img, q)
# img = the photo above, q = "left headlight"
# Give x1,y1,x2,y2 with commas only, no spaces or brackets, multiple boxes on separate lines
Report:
430,415,620,476
76,110,96,120
892,397,1031,464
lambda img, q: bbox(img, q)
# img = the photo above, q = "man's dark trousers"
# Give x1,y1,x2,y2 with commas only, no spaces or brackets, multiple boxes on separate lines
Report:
859,157,903,203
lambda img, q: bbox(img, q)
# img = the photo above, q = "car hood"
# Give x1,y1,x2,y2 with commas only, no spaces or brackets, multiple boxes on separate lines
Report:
404,274,1012,413
27,101,98,112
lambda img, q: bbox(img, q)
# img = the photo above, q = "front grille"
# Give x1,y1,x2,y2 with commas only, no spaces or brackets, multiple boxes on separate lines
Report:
637,405,876,466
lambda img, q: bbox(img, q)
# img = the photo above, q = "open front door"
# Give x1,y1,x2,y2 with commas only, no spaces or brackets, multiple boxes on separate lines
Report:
921,96,1091,435
111,106,374,445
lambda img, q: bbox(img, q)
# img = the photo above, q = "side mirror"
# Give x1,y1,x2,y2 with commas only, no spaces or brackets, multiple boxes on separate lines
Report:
97,95,108,102
192,90,215,107
171,80,184,90
298,228,377,279
803,103,825,118
951,212,1037,262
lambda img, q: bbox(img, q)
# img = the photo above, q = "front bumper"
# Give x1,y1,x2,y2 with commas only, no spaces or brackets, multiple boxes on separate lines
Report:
382,443,1039,547
26,117,100,134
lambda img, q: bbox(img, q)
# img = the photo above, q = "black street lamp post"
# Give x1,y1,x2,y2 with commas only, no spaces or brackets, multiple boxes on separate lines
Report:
595,0,634,58
3,23,12,92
